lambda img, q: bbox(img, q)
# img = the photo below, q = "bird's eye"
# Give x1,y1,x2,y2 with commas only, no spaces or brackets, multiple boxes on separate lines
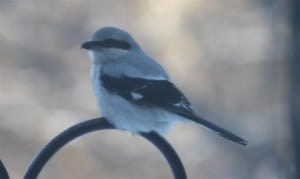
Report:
102,38,131,50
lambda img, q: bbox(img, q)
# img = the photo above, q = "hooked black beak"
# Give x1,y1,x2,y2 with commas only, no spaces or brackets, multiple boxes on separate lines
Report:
81,41,103,50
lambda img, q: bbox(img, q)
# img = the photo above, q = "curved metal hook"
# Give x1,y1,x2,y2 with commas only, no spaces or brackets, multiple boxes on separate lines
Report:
23,117,186,179
140,132,186,179
0,160,9,179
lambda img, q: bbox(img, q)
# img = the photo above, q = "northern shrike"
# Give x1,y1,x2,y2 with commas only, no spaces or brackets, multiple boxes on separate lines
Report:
81,27,247,146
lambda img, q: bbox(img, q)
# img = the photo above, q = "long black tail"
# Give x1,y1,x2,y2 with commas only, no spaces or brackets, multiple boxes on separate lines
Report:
185,113,248,146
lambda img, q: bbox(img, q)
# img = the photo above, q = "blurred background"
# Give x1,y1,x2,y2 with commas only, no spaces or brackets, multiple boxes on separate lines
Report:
0,0,298,178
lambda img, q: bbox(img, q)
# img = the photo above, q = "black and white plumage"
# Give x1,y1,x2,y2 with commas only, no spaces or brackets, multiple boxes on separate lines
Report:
100,74,194,115
82,27,247,146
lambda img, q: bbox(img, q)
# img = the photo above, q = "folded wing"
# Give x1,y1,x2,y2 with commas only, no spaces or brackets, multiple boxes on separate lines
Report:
101,74,247,146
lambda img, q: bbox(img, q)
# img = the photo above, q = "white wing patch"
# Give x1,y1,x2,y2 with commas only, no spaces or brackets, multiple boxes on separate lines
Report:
173,96,193,112
131,92,143,100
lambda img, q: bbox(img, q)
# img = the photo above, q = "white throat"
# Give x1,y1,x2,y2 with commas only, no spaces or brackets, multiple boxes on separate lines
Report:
88,48,128,64
102,48,129,58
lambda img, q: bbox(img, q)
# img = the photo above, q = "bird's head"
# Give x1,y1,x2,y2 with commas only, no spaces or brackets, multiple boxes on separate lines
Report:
81,27,140,64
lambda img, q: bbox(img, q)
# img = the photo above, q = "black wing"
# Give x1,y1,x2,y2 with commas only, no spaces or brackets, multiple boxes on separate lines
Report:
101,74,247,146
101,74,194,115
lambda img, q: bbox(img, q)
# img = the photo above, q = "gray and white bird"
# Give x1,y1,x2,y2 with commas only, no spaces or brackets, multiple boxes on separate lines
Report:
81,27,247,146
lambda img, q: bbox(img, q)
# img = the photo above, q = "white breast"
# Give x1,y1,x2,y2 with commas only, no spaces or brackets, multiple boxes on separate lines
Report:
90,64,178,134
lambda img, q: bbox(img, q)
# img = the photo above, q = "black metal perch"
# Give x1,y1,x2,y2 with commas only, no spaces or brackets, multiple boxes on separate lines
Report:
0,160,9,179
22,117,187,179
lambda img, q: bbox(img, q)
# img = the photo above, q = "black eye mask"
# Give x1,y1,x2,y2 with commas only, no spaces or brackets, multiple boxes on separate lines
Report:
101,38,131,50
81,38,131,50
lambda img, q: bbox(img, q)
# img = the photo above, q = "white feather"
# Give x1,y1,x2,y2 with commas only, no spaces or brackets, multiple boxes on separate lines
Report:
131,92,143,100
91,65,180,135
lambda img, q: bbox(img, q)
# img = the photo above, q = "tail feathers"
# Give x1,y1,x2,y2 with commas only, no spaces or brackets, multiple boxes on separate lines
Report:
187,114,248,146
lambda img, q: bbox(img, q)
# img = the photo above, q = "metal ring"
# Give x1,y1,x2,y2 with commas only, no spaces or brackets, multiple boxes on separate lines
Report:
23,117,187,179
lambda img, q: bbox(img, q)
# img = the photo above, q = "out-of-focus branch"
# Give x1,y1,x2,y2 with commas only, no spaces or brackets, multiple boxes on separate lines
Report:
289,0,300,178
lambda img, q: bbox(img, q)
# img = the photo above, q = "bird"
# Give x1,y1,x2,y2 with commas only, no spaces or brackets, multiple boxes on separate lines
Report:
81,27,247,146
